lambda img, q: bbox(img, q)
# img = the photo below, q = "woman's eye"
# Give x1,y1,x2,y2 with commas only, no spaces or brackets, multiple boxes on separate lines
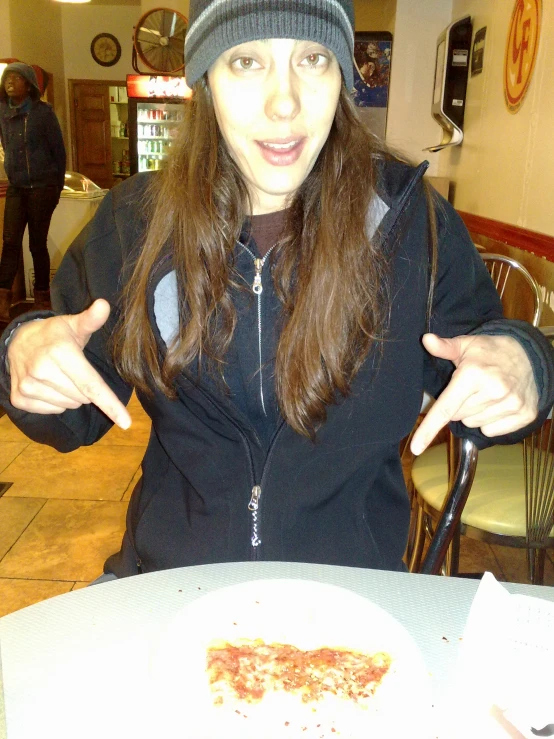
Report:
232,57,260,71
302,52,327,69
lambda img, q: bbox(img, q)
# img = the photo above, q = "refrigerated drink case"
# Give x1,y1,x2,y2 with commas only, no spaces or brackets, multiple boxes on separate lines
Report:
134,102,183,173
126,75,191,175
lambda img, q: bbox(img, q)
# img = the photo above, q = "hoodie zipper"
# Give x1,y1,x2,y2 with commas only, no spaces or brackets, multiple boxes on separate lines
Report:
248,485,262,548
247,419,287,557
239,243,277,416
24,116,32,187
238,242,279,554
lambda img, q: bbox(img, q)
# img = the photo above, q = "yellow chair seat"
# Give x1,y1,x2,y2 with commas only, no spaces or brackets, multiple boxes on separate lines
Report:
412,442,554,538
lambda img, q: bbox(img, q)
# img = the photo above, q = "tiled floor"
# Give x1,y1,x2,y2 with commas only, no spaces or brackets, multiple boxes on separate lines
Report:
0,400,553,618
0,393,148,617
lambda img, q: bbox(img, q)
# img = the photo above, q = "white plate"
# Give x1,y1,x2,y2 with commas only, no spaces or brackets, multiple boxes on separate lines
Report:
150,579,432,738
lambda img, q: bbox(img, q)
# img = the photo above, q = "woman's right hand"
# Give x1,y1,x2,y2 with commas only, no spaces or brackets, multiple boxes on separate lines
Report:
7,298,131,429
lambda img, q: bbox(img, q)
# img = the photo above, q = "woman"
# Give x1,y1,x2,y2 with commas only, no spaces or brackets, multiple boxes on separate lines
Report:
0,0,552,578
0,63,66,320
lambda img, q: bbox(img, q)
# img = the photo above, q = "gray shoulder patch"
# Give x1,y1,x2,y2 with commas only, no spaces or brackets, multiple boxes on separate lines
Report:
366,194,390,239
153,270,179,346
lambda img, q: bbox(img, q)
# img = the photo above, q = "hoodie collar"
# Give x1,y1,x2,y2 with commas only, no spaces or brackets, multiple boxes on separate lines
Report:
8,96,32,114
373,159,430,247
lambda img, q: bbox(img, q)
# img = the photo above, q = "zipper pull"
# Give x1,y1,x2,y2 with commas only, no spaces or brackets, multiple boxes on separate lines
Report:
248,485,261,511
252,258,263,295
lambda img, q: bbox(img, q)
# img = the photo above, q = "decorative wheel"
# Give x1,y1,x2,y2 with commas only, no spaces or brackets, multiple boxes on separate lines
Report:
133,7,187,74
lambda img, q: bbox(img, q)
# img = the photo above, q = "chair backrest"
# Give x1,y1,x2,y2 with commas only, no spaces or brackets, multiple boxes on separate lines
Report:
481,253,542,327
523,422,554,549
419,261,546,575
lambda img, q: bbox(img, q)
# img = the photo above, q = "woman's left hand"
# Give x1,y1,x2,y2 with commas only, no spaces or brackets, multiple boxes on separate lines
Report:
410,333,539,455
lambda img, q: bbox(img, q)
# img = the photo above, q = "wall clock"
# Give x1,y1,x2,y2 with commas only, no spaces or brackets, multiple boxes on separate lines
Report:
90,33,122,67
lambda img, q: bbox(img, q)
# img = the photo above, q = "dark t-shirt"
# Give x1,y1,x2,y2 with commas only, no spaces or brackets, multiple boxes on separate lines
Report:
249,209,287,257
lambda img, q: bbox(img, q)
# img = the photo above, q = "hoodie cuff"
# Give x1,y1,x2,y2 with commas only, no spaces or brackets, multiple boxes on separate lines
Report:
0,310,56,398
469,319,554,414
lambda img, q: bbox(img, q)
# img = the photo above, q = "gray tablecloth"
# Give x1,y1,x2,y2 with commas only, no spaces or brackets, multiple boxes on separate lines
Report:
0,562,553,738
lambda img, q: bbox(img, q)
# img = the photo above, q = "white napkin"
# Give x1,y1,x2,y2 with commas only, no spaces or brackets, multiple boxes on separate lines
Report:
448,572,554,739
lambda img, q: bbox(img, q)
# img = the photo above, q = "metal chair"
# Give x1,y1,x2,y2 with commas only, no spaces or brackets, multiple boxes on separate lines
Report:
480,253,542,327
412,421,554,583
407,259,547,578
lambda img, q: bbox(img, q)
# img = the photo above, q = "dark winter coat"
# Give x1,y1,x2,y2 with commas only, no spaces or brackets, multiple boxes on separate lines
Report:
0,162,552,577
0,64,66,191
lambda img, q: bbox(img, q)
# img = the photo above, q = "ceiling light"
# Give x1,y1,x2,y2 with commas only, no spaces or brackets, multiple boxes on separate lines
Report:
53,0,92,4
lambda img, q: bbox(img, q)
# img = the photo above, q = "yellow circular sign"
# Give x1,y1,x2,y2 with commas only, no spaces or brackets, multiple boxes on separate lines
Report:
504,0,542,113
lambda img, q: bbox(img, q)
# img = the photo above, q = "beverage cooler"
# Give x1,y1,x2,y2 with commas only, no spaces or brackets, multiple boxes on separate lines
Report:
126,74,192,175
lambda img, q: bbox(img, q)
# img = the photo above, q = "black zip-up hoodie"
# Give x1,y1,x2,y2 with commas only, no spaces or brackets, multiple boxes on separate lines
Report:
0,163,552,577
0,62,66,191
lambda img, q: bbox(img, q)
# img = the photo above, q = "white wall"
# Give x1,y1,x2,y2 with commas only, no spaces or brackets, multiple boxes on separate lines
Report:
355,0,397,34
386,0,454,174
439,0,554,236
141,0,189,19
7,0,67,143
0,0,12,58
62,5,139,82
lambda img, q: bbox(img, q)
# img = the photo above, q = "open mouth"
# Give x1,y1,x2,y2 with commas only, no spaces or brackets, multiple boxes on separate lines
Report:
255,137,307,167
259,140,301,152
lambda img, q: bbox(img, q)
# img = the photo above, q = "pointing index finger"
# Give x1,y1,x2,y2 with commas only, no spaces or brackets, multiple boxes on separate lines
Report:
410,376,470,455
71,355,131,430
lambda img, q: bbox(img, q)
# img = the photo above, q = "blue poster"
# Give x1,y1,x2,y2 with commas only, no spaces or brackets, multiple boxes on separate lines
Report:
353,37,392,109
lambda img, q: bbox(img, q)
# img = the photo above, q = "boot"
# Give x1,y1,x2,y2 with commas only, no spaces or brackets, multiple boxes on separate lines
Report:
33,288,51,311
0,288,12,323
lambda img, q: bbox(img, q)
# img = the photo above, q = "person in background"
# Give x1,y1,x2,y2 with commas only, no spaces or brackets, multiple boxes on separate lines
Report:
0,0,552,582
0,62,66,322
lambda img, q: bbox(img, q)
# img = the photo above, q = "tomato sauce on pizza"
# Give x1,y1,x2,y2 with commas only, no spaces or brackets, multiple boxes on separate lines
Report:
207,639,392,706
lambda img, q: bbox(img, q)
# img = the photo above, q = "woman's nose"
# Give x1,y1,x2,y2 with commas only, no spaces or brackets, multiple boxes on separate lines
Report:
264,70,300,122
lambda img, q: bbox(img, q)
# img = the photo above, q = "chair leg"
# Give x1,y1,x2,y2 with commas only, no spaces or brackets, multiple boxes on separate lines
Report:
404,484,420,565
442,525,460,577
407,502,426,572
528,548,546,586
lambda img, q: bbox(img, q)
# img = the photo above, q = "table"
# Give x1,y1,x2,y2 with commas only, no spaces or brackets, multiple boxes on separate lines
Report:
1,562,553,738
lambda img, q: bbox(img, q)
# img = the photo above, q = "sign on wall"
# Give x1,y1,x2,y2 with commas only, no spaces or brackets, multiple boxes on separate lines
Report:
504,0,542,114
126,74,191,99
352,32,393,140
471,27,487,76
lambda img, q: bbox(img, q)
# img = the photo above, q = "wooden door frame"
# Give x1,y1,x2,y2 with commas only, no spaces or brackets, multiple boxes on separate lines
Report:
68,78,126,175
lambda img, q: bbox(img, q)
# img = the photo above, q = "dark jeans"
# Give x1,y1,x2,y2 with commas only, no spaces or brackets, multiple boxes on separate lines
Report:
0,185,60,291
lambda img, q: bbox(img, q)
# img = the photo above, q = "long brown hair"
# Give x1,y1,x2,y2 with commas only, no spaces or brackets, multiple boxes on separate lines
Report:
113,82,396,438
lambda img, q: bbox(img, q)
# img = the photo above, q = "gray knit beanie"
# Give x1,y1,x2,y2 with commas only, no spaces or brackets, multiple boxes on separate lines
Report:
184,0,355,91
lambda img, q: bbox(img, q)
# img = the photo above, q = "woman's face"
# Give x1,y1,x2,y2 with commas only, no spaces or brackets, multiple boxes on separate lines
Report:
208,38,342,215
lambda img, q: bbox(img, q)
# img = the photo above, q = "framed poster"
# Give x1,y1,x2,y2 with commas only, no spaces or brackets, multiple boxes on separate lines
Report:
353,31,393,139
